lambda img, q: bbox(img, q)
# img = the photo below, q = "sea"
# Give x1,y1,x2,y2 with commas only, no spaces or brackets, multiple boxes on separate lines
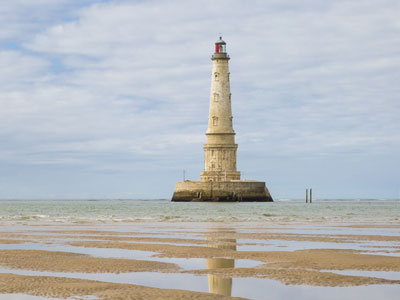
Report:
0,199,399,225
1,198,400,300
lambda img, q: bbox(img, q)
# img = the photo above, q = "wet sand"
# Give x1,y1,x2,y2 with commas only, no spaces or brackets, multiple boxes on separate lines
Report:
0,222,400,299
65,240,400,270
0,239,25,244
0,274,243,300
0,250,179,273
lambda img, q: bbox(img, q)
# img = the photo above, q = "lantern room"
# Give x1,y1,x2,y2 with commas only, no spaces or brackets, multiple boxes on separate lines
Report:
215,37,226,53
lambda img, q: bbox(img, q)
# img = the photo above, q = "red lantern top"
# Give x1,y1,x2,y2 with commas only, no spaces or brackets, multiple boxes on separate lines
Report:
215,36,226,54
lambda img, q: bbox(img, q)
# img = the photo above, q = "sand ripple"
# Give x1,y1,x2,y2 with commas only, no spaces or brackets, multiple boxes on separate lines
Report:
0,250,179,273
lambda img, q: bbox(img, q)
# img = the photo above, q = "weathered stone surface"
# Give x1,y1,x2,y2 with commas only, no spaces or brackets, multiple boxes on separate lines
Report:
201,47,238,182
172,181,273,202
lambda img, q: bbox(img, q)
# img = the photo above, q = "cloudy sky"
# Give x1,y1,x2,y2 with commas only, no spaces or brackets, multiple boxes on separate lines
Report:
0,0,399,199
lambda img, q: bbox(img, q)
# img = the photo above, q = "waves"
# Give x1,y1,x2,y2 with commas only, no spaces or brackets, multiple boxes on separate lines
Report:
0,199,399,225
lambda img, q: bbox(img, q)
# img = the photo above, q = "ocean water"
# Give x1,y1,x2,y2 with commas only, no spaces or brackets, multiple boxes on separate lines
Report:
1,198,400,300
0,199,399,224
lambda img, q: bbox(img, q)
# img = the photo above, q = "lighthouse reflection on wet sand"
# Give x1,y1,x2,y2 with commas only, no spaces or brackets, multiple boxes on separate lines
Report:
171,37,273,202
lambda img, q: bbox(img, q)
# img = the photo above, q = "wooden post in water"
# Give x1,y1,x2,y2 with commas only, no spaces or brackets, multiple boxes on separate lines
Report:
306,189,308,203
310,188,312,203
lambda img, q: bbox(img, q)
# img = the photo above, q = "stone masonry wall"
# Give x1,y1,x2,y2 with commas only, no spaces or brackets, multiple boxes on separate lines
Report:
172,181,272,202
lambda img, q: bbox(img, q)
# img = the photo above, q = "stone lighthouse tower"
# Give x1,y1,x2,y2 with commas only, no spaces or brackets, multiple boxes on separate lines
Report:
171,37,272,202
200,37,240,182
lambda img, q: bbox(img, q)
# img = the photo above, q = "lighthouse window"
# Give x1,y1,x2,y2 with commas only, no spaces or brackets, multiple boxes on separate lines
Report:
214,72,219,81
212,117,218,126
213,93,219,102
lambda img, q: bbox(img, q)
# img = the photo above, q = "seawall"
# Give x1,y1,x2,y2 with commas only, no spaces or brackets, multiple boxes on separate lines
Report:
171,180,273,202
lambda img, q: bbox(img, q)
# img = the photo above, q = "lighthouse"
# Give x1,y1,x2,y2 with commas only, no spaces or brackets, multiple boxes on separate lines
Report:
200,37,240,182
171,38,273,202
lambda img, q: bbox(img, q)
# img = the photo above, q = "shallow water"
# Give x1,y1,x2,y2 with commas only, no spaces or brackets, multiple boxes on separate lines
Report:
1,199,400,300
0,199,399,224
0,241,260,270
0,296,97,300
1,267,400,300
323,270,400,281
0,295,64,300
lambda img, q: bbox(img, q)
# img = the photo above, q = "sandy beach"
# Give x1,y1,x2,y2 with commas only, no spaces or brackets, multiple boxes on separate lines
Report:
1,218,400,300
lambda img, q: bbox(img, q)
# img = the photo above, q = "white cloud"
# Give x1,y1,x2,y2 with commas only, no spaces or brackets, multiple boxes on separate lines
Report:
0,51,50,88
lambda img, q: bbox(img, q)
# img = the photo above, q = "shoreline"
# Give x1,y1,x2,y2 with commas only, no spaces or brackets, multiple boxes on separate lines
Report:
1,220,400,299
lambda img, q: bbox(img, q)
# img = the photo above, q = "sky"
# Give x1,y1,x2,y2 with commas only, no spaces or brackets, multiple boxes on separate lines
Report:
0,0,399,199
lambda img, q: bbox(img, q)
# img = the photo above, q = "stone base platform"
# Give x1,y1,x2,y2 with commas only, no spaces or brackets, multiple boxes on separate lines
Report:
171,180,273,202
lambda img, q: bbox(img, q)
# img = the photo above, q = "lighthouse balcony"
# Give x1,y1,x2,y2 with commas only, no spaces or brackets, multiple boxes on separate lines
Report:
211,53,230,60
